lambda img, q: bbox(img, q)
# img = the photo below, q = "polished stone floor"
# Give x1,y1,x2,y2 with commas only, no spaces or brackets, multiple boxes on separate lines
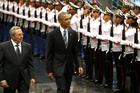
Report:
0,57,114,93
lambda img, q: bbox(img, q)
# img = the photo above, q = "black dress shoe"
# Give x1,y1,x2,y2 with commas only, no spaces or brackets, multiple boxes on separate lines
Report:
39,56,45,60
94,79,99,84
104,84,112,88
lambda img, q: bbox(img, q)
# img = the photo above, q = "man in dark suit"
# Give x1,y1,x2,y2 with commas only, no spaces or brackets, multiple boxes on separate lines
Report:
46,12,84,93
0,26,36,93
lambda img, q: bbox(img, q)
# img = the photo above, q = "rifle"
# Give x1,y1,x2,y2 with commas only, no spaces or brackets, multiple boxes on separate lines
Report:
109,16,114,52
97,15,102,50
119,22,126,62
87,17,90,48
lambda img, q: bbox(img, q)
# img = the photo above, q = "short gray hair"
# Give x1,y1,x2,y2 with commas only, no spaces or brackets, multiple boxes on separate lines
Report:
9,26,21,37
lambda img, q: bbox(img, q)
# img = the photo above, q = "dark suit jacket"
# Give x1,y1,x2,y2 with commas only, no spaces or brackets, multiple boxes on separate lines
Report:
46,27,82,76
0,40,35,88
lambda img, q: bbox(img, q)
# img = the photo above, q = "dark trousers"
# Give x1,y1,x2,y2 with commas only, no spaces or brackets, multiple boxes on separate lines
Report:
55,73,73,93
112,52,121,88
95,49,103,83
3,75,29,93
122,54,134,93
101,51,113,86
85,48,95,80
134,61,140,93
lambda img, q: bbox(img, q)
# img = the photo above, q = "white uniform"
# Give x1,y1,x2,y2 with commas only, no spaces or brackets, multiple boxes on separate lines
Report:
98,20,112,52
7,1,13,23
121,27,136,54
13,2,18,25
80,16,89,46
111,24,123,52
35,7,42,31
89,17,100,49
0,0,4,21
48,9,56,24
17,4,24,26
29,5,35,28
23,5,29,28
70,14,80,31
40,7,47,32
3,0,8,22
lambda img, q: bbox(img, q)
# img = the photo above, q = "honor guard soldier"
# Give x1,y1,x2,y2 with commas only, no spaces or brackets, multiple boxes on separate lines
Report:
85,4,103,83
22,2,30,43
110,9,125,92
68,2,80,32
67,1,81,75
120,11,138,93
78,1,92,80
39,2,48,59
33,0,42,57
132,23,140,93
96,7,113,88
28,0,36,55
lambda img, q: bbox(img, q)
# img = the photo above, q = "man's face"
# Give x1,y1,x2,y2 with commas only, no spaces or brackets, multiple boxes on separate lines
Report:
59,14,71,29
12,29,23,44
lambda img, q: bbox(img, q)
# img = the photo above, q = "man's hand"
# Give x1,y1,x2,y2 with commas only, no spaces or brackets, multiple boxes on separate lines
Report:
30,79,36,86
0,80,9,88
48,73,54,80
78,67,84,76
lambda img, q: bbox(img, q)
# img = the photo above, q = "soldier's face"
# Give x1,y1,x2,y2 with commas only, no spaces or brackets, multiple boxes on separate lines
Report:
133,8,140,15
103,14,111,22
114,16,122,24
83,7,90,15
92,11,100,19
126,18,134,25
12,29,23,44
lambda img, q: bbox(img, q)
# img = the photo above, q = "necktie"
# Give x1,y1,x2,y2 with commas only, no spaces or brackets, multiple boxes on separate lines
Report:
63,30,68,47
15,44,21,59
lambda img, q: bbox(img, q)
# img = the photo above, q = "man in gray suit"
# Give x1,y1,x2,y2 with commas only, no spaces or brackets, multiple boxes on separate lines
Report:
0,26,36,93
46,12,84,93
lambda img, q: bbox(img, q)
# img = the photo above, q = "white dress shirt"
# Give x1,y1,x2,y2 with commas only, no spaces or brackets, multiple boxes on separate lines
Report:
60,26,68,43
11,39,21,53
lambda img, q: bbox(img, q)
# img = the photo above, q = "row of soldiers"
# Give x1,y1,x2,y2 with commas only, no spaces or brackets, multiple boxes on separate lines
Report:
75,2,140,93
68,1,140,93
0,0,140,93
